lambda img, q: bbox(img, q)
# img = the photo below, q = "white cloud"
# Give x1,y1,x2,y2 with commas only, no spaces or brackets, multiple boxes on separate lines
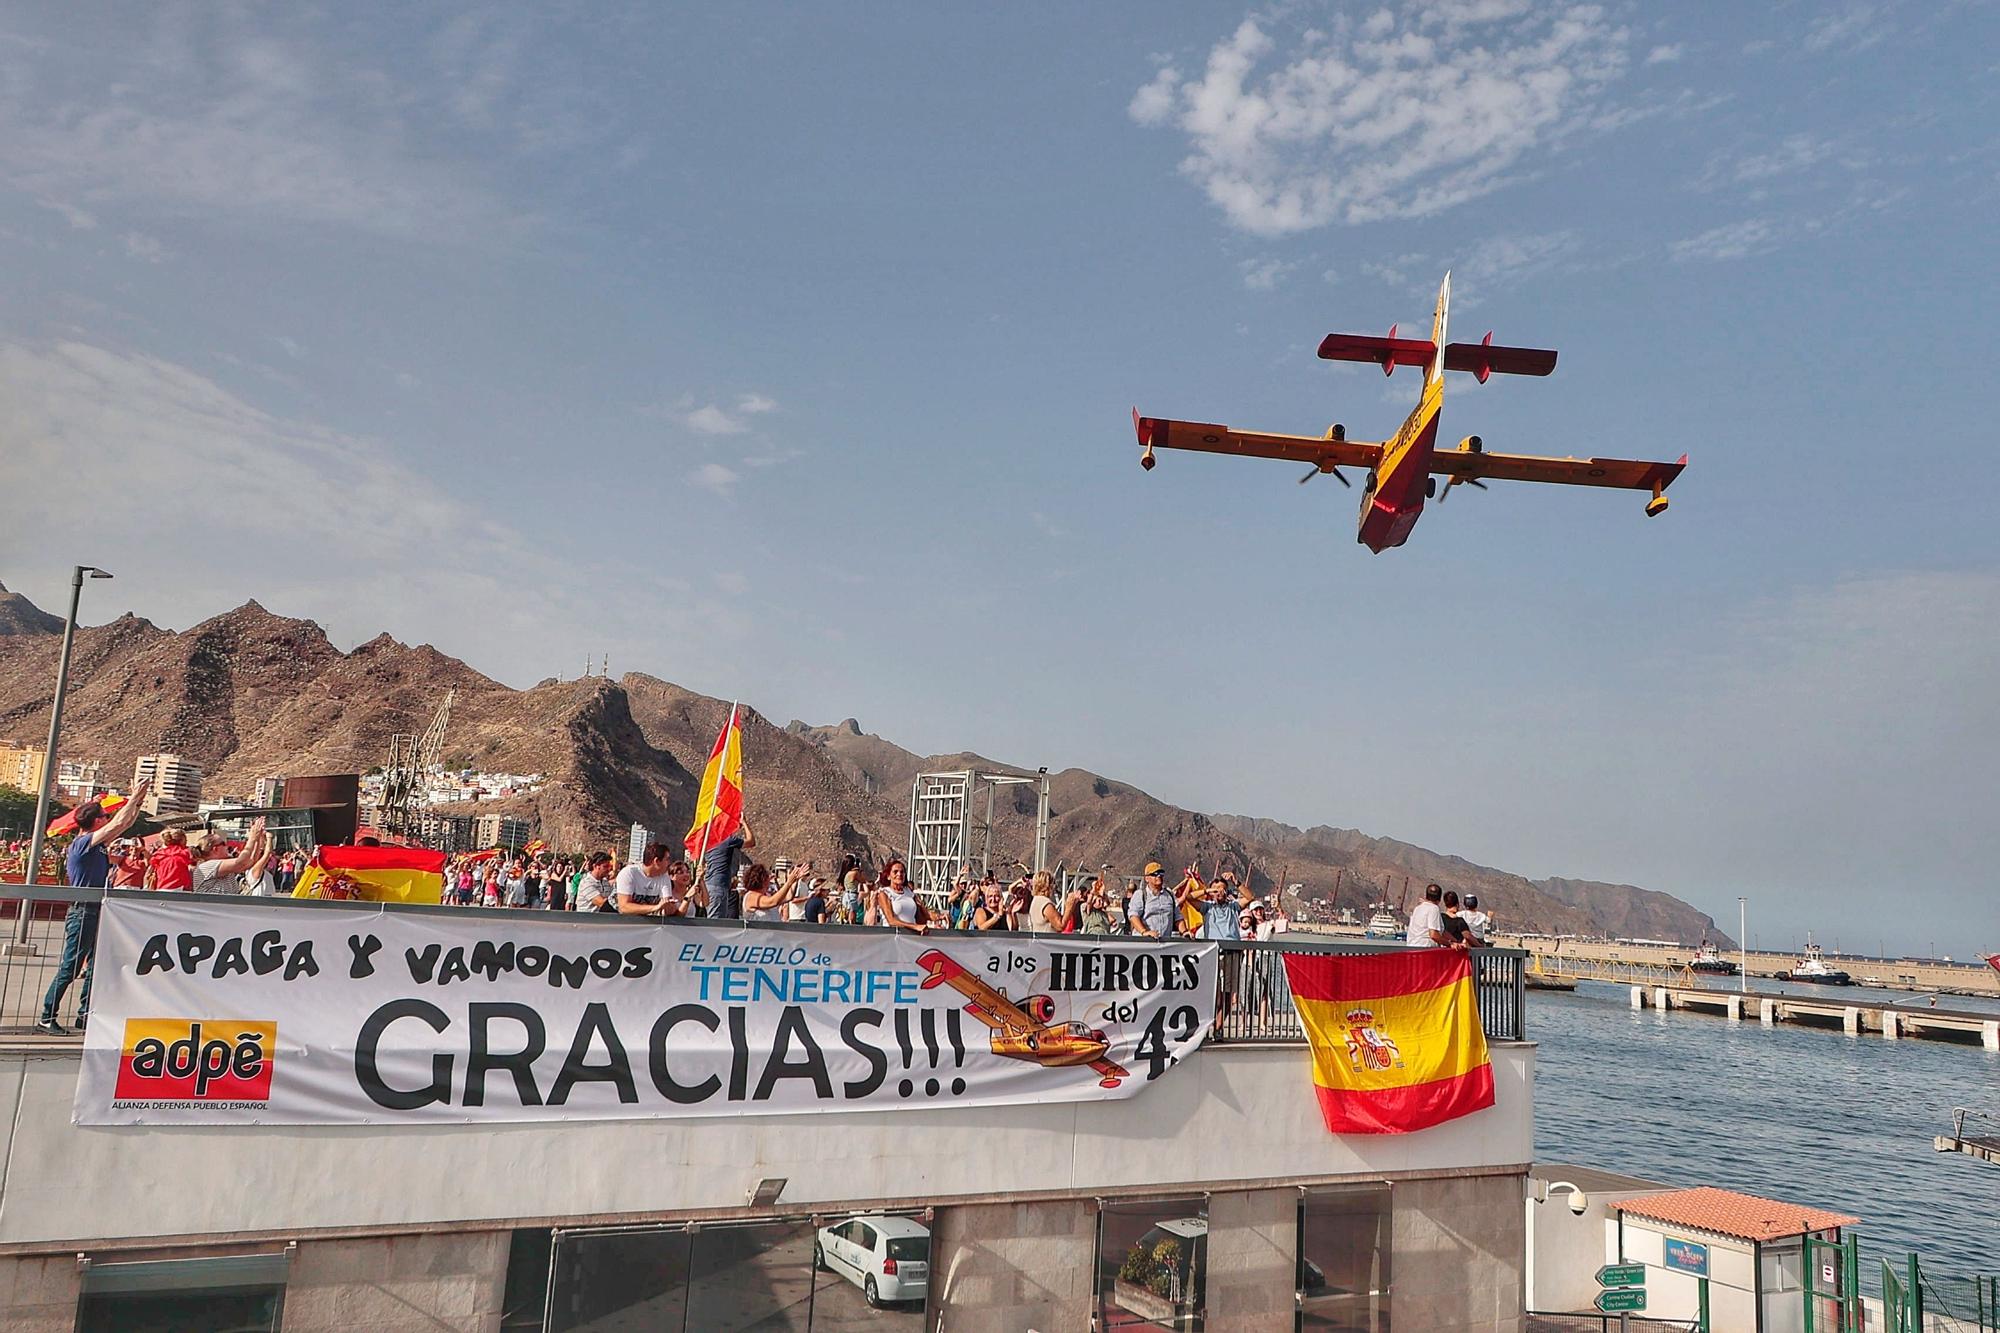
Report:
1669,217,1783,262
1699,133,1842,189
685,404,749,435
1459,230,1581,294
1644,43,1683,65
0,337,600,668
1238,256,1295,290
0,14,522,242
1804,4,1887,54
1129,5,1632,234
736,393,778,415
690,462,738,494
37,198,97,231
122,231,165,262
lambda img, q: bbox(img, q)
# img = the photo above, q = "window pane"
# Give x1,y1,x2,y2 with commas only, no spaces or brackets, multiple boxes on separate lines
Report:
685,1220,817,1330
810,1213,928,1331
1300,1185,1392,1332
547,1227,692,1333
1098,1196,1207,1332
77,1288,282,1333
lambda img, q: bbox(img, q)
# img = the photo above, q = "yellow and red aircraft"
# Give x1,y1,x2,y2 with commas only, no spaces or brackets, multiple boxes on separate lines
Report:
1133,272,1687,553
917,949,1130,1089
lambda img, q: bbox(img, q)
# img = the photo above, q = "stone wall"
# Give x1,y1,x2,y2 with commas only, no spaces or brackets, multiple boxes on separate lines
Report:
281,1231,510,1333
927,1198,1095,1332
1392,1171,1526,1333
0,1255,79,1333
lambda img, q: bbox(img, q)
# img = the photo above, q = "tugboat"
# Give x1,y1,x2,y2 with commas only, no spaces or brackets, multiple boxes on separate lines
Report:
1781,938,1852,986
1363,901,1401,940
1689,940,1739,976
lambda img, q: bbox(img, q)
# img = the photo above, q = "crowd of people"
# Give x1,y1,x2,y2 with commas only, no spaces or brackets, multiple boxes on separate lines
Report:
34,799,1517,1039
436,831,1296,944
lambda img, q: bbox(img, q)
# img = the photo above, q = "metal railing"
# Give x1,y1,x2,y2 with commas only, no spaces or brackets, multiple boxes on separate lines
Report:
1527,1315,1697,1333
0,887,1527,1045
1209,936,1526,1044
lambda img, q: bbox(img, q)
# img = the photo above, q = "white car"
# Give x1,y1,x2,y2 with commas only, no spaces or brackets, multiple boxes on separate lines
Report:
815,1214,930,1307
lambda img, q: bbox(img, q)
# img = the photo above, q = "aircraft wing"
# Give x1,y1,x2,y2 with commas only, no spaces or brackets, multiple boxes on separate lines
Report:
1135,410,1383,469
1430,448,1688,491
917,949,1027,1034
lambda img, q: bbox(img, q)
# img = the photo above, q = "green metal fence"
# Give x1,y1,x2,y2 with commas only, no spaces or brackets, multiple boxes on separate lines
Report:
1877,1250,2000,1333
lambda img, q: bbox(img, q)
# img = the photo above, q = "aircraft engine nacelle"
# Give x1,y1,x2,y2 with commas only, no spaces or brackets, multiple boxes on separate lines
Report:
1024,994,1055,1024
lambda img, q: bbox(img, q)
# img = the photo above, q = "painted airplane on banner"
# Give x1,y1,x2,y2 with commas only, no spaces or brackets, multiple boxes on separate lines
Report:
917,949,1131,1089
1132,271,1688,553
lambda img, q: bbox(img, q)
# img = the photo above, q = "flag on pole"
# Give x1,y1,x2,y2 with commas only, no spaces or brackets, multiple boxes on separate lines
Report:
1282,949,1494,1135
685,703,745,860
46,792,129,837
292,845,448,904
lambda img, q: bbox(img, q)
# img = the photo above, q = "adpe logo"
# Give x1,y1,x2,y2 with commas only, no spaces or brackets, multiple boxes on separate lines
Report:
114,1019,276,1103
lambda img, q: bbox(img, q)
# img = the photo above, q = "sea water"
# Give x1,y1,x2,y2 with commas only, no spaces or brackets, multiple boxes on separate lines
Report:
1531,982,2000,1284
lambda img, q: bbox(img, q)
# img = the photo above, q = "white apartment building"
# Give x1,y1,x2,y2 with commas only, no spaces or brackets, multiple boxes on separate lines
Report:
132,753,203,816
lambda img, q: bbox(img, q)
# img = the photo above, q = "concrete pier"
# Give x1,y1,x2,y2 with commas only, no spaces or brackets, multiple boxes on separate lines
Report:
1630,985,2000,1053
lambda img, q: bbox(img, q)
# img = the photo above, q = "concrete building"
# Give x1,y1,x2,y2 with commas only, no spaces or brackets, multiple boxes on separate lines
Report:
52,759,108,803
414,810,480,853
132,753,203,816
0,741,47,797
0,911,1535,1332
628,821,650,863
475,813,531,852
253,775,286,807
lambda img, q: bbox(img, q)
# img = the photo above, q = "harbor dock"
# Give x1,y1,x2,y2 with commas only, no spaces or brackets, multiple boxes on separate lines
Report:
1628,983,2000,1049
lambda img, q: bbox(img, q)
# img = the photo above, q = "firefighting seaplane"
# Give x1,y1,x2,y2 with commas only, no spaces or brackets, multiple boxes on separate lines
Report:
916,949,1130,1089
1132,272,1688,553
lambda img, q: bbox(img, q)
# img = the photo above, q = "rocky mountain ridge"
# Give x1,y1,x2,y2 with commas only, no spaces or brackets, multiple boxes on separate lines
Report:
0,583,1726,943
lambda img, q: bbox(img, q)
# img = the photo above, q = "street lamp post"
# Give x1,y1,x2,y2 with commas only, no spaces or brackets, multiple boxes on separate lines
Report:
10,566,113,953
1738,896,1747,995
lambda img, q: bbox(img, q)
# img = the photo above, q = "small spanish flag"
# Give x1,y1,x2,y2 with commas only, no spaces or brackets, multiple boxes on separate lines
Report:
684,702,744,860
1283,949,1494,1135
293,845,448,904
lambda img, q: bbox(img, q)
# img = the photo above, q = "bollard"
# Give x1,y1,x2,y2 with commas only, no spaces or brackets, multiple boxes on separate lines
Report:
1759,998,1776,1025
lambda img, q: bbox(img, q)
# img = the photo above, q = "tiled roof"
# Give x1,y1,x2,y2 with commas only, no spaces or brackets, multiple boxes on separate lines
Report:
1612,1187,1858,1242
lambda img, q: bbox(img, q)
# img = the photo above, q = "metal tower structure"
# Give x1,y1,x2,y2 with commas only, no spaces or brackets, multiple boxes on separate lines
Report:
379,690,455,839
906,767,1051,903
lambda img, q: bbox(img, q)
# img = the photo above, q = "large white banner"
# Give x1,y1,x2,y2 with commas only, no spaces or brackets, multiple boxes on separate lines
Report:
75,896,1217,1125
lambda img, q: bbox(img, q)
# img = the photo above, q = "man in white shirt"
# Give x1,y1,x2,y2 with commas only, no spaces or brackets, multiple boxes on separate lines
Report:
1405,882,1451,948
574,851,617,912
615,843,697,917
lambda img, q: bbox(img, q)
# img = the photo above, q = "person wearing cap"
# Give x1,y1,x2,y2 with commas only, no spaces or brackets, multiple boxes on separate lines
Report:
188,820,265,894
1128,862,1178,939
38,777,151,1036
1461,894,1490,938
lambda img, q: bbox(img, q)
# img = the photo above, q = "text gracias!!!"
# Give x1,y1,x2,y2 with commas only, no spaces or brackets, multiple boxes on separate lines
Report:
133,928,1208,1112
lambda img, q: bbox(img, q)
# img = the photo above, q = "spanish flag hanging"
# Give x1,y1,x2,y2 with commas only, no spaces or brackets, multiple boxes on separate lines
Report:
684,702,745,861
292,845,448,904
1283,949,1494,1135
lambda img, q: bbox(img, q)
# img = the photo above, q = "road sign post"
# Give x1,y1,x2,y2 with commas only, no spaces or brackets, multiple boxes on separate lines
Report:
1597,1262,1648,1331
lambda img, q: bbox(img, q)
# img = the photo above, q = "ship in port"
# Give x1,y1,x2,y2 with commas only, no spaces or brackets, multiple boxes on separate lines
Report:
1364,901,1401,939
1689,940,1739,976
1781,939,1852,986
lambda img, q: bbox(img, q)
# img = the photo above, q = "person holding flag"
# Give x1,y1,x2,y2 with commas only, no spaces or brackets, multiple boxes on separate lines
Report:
686,703,752,918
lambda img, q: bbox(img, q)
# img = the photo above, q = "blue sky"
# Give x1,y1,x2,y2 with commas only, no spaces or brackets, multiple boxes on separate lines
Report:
1,3,1995,955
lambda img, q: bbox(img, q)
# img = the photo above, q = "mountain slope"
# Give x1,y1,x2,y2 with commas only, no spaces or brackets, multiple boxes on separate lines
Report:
0,580,1724,940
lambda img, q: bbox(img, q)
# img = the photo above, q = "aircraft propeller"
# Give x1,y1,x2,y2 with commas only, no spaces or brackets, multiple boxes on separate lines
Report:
1437,476,1486,503
1299,462,1351,487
